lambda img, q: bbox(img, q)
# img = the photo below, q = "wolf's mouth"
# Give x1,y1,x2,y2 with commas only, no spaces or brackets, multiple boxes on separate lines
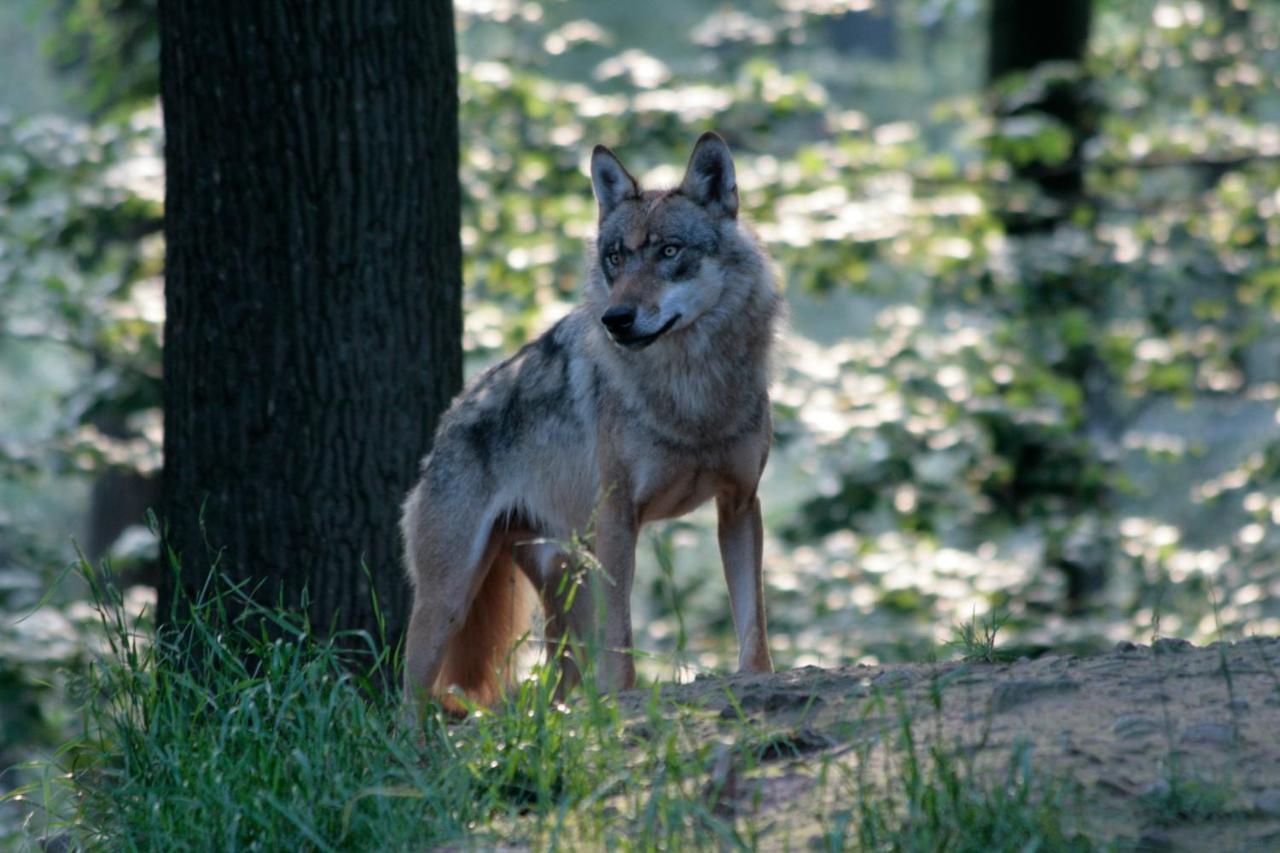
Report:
613,314,681,350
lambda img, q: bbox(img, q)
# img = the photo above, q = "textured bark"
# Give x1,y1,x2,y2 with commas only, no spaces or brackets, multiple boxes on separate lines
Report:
158,1,462,649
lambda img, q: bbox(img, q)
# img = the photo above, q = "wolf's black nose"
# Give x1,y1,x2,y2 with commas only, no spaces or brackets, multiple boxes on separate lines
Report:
601,306,636,333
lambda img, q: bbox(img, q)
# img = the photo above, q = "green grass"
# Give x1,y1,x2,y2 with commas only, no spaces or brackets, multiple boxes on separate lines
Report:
945,608,1011,664
6,556,1092,850
815,681,1091,853
1138,772,1238,826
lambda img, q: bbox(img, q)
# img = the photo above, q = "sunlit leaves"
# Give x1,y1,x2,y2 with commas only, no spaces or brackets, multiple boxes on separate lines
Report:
5,0,1280,673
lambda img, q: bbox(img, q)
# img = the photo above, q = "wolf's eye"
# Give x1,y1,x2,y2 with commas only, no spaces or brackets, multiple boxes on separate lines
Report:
661,245,680,259
607,252,621,267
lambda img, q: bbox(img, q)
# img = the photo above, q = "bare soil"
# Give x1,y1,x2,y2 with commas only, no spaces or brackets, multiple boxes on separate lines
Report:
616,638,1280,850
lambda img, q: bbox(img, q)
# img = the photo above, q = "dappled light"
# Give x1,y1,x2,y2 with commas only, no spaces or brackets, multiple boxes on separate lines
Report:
3,0,1278,677
2,0,1280,845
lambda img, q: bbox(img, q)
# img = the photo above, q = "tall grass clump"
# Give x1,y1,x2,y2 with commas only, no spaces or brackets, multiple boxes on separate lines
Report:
8,553,755,850
9,553,623,849
21,558,464,848
819,687,1091,853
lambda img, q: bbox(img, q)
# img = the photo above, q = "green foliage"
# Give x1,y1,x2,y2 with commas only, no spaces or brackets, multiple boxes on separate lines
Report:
0,108,163,581
40,0,158,119
1139,772,1239,826
4,4,1280,839
5,0,1276,627
838,734,1088,852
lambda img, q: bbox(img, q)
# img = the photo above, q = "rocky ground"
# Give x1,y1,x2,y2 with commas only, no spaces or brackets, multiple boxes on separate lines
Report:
614,637,1280,850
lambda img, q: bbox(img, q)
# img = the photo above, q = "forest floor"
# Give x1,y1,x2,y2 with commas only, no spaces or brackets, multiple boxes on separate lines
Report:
604,637,1280,851
9,590,1280,849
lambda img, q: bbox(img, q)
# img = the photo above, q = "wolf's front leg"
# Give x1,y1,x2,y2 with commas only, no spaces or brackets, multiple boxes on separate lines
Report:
594,491,639,691
717,492,773,673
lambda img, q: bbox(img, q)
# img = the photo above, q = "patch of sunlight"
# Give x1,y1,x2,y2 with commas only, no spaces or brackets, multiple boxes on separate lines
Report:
543,19,611,54
462,300,506,351
1123,431,1188,454
632,86,733,122
697,9,780,48
593,49,670,89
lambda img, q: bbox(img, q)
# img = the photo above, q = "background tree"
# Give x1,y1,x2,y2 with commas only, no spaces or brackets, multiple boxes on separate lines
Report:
157,0,462,646
987,0,1095,227
984,0,1111,607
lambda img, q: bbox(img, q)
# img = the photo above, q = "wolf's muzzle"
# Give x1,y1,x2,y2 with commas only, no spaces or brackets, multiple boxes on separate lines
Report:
601,306,636,334
603,312,681,350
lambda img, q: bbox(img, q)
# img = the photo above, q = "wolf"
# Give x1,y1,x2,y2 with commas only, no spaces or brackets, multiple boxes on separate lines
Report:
401,132,780,713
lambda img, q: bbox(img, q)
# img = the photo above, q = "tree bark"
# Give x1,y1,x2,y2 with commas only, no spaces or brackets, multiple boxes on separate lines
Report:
988,0,1094,208
158,1,461,650
987,0,1092,82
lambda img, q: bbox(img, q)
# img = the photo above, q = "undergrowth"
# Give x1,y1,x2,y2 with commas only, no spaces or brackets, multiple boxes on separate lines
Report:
5,554,1091,851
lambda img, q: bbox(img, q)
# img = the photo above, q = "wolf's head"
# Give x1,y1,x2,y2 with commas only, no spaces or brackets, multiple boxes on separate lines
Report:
587,133,766,351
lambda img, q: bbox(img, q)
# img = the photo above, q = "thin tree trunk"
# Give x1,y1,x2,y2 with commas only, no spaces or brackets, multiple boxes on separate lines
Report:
158,1,462,649
987,0,1108,607
988,0,1094,206
988,0,1092,81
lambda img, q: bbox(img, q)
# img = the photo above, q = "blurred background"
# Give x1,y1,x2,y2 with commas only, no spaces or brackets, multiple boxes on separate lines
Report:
2,0,1279,833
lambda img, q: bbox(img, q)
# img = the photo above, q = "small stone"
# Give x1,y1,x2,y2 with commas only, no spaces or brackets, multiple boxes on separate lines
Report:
1180,721,1236,748
1136,826,1173,851
1253,788,1280,817
1139,778,1171,800
1114,714,1161,738
872,670,914,689
624,722,654,744
1114,640,1139,653
844,683,868,701
1153,637,1192,655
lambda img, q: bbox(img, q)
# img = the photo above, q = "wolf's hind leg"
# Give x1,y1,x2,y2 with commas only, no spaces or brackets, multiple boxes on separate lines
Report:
440,544,535,709
515,541,595,698
402,485,522,715
404,596,454,709
403,536,489,715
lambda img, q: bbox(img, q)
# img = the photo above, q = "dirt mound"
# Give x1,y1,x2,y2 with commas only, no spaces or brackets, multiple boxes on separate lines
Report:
617,638,1280,850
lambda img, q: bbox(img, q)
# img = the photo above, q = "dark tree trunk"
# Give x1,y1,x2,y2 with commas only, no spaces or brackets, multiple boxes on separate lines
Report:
987,1,1109,608
987,0,1092,82
158,1,462,650
987,0,1094,212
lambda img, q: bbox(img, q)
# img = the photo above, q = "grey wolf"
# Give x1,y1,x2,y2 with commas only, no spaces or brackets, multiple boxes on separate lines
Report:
401,132,780,713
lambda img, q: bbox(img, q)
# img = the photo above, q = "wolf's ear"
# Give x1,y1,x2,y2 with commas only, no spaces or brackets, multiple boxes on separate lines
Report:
591,145,640,222
680,132,738,218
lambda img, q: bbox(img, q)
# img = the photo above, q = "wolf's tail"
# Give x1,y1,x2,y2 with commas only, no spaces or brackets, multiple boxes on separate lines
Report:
434,549,534,711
